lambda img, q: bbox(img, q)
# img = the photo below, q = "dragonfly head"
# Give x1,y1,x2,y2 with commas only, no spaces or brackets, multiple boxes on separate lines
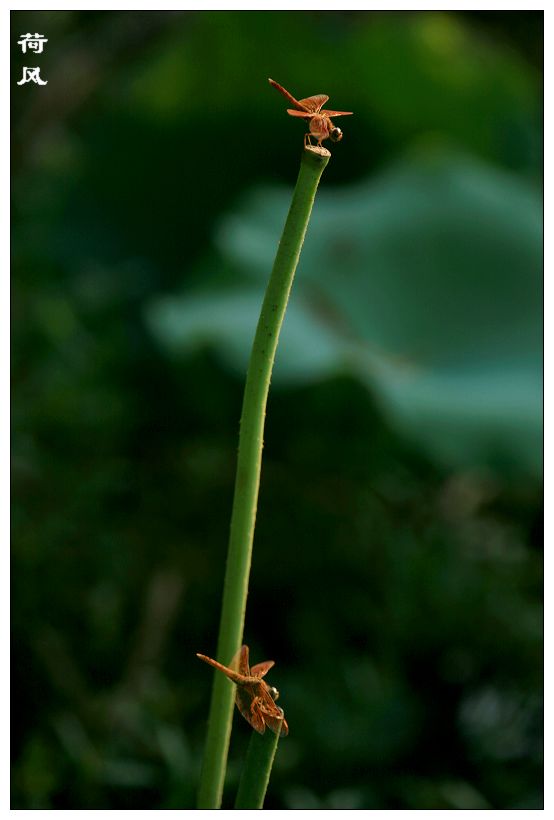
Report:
330,126,343,143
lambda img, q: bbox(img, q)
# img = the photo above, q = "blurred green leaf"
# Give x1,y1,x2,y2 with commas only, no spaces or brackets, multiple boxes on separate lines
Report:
148,150,542,473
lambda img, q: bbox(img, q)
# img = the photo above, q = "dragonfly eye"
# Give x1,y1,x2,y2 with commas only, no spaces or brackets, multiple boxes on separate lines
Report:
330,127,343,142
268,685,280,701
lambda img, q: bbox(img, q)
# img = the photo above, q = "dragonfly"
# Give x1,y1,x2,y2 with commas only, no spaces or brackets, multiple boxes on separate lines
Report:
269,78,353,147
197,644,289,736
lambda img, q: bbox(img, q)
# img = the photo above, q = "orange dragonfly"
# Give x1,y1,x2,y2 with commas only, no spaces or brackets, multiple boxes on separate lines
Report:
197,644,289,736
269,78,353,147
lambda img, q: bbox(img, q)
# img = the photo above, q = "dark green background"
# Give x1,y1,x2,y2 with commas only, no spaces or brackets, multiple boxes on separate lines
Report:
12,11,542,809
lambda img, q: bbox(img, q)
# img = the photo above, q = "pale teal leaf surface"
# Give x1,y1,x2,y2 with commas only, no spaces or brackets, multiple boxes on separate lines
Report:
148,152,542,472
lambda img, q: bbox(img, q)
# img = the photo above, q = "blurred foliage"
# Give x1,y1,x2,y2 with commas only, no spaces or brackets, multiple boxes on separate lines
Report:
149,150,542,473
12,10,542,810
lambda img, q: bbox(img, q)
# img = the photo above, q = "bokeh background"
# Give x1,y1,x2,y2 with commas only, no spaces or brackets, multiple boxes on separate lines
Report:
11,10,543,810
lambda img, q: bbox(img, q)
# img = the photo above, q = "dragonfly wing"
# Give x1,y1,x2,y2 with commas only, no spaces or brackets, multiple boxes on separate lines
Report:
298,94,329,113
230,645,251,676
236,687,265,734
258,688,289,736
264,710,289,737
250,659,275,678
286,109,313,118
319,109,353,117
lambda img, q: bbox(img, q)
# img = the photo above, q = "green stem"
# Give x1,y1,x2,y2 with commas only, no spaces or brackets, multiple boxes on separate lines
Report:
234,728,282,809
196,146,330,809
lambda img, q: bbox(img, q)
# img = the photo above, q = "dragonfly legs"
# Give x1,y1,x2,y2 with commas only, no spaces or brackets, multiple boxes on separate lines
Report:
304,132,323,148
252,695,269,714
